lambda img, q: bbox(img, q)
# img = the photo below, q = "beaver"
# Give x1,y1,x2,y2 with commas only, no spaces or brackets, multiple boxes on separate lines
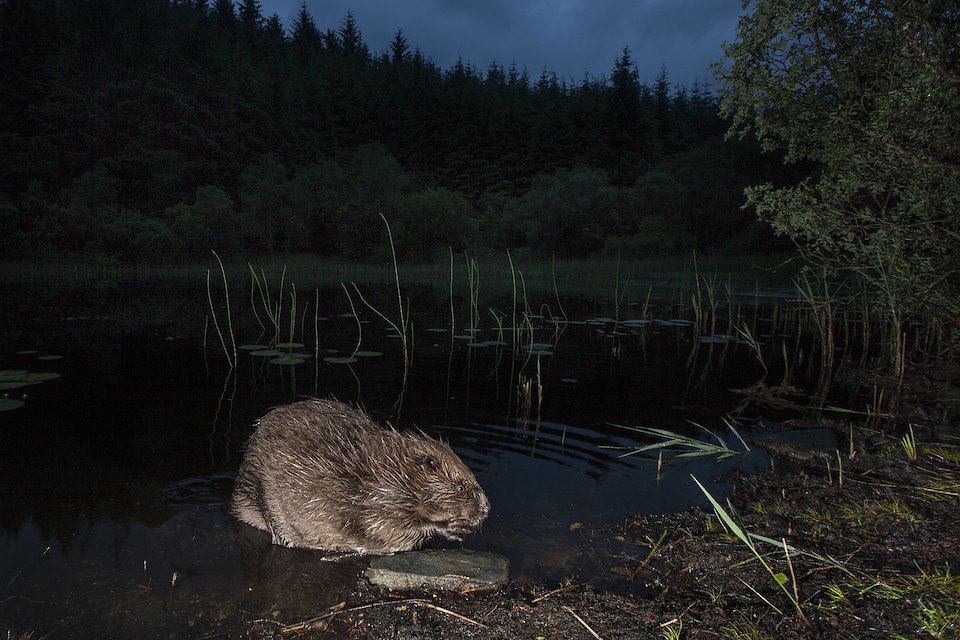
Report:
230,398,490,555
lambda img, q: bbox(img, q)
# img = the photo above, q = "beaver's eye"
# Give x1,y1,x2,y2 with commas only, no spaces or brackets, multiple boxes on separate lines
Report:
457,482,466,493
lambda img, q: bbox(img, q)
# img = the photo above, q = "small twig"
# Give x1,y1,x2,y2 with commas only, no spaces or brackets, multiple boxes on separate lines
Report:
783,537,809,624
420,602,487,627
478,602,500,621
530,582,582,604
563,606,604,640
628,529,668,581
277,597,486,634
279,599,407,634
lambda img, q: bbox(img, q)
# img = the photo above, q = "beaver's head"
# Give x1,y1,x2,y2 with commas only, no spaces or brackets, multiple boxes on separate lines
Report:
372,433,490,546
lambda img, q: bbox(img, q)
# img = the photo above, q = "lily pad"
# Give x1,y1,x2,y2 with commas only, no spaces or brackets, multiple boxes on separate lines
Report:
16,350,38,355
250,350,281,357
270,357,306,365
352,351,383,357
275,342,305,349
0,370,29,379
0,398,25,411
467,340,507,349
37,355,63,361
239,344,269,350
323,356,358,364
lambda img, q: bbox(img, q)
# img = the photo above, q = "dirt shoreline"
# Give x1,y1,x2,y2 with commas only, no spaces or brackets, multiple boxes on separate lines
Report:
243,417,959,640
235,363,960,639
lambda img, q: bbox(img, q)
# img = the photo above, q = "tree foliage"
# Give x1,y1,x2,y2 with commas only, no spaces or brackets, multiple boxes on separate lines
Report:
717,0,960,329
0,0,788,262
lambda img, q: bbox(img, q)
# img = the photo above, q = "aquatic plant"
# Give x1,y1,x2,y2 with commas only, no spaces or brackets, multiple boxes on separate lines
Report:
901,424,918,462
608,420,749,461
693,476,809,623
349,214,412,391
206,250,237,368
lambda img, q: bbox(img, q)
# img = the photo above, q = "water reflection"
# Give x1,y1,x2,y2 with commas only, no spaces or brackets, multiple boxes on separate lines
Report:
1,279,818,638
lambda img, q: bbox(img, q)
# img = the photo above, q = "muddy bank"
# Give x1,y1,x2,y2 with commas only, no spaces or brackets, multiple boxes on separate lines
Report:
234,418,959,640
229,362,960,640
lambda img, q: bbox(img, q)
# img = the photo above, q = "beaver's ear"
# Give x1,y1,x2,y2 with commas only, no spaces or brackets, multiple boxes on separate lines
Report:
420,455,437,471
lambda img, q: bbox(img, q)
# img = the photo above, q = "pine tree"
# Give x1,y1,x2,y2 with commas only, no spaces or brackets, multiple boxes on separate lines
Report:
604,47,653,185
390,29,409,65
212,0,234,29
237,0,264,32
291,2,320,52
338,11,367,60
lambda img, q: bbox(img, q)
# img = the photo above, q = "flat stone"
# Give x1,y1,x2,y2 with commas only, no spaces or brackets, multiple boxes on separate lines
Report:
366,549,509,591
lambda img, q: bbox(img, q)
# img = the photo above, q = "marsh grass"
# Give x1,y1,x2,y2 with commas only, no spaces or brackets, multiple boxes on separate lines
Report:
608,420,749,461
465,253,480,333
10,249,946,425
792,498,921,533
795,270,838,404
248,263,286,343
735,321,767,381
901,423,918,461
827,567,960,639
206,250,236,367
693,475,809,622
719,618,775,640
658,618,682,640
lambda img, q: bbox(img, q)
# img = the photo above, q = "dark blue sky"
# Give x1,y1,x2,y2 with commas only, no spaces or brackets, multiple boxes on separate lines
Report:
258,1,744,88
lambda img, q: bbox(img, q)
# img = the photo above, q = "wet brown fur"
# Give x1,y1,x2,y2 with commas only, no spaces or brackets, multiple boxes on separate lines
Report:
230,398,490,555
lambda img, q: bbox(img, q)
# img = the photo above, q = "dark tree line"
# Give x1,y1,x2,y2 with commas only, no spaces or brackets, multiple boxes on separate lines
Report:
0,0,793,262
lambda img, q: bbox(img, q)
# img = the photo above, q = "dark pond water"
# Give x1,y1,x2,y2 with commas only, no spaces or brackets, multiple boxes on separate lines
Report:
0,269,822,638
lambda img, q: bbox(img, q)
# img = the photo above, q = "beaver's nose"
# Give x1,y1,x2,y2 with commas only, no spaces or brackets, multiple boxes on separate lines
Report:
475,491,491,519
